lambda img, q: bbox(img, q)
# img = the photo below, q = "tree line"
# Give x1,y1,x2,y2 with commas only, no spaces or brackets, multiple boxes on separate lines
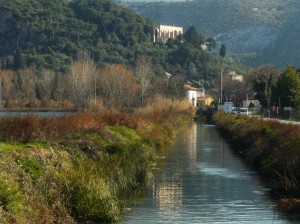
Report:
0,0,248,90
251,65,300,110
0,55,188,110
219,65,300,111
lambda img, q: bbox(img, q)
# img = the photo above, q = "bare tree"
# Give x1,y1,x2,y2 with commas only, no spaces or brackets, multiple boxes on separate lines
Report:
0,70,14,107
97,64,137,109
134,56,153,106
13,68,37,106
38,69,56,99
68,56,96,107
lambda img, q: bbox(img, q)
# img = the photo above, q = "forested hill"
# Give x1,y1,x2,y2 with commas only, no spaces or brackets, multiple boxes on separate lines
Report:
0,0,248,83
0,0,154,71
120,0,300,69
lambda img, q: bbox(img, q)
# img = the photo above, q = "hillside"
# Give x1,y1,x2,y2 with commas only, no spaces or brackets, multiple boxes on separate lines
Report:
0,0,154,71
119,0,300,69
0,0,249,88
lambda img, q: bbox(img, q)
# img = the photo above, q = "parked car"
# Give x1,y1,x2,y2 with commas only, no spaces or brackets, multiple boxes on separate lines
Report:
230,107,238,114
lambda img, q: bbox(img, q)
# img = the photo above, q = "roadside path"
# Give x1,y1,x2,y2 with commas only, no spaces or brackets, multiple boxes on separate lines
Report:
263,117,300,126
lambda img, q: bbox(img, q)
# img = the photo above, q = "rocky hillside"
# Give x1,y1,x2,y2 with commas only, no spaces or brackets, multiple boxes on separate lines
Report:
119,0,300,69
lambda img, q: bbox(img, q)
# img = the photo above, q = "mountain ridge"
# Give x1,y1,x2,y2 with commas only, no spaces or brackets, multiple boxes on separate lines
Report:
119,0,300,69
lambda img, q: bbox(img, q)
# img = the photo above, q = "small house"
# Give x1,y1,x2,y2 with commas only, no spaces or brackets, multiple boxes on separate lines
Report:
185,84,205,106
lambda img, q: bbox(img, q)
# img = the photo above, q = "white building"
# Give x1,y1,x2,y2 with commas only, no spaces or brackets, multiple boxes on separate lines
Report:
154,25,183,43
228,71,244,82
185,85,205,106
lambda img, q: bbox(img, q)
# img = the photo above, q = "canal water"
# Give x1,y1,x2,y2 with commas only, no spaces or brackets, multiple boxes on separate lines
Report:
122,122,299,224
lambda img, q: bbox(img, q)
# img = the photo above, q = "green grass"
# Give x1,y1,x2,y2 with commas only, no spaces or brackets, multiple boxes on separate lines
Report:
17,157,44,179
0,179,23,214
108,125,141,143
0,142,26,151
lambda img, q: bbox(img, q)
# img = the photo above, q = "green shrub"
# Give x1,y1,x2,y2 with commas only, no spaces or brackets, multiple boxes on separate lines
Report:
102,142,156,195
261,137,300,192
260,124,279,139
105,143,129,155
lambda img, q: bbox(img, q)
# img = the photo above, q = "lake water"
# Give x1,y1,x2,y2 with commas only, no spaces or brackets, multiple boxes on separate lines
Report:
121,122,299,224
0,111,73,118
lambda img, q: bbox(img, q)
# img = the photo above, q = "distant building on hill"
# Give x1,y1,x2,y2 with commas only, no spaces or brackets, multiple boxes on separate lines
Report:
154,25,183,43
228,71,244,82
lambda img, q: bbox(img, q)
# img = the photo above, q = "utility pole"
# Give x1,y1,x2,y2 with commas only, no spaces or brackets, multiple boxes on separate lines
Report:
220,64,223,103
219,44,226,103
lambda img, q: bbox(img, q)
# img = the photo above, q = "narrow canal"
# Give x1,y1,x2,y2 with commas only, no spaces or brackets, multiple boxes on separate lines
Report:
122,122,299,224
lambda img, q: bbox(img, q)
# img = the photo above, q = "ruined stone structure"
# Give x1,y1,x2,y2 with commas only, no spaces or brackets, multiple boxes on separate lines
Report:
154,25,183,43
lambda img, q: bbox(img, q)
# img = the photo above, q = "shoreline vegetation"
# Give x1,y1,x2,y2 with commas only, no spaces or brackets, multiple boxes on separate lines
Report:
212,112,300,214
0,97,194,223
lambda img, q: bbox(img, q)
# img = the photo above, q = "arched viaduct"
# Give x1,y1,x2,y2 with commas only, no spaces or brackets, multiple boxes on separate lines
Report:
154,25,183,43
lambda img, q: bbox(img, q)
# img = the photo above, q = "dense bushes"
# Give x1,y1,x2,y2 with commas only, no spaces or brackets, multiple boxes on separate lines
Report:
213,112,300,211
0,98,192,223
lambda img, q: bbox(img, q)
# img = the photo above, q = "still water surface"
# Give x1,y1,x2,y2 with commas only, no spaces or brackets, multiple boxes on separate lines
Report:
0,111,72,117
122,123,299,224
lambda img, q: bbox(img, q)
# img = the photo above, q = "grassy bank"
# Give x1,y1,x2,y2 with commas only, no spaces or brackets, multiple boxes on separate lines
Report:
0,98,194,223
213,112,300,212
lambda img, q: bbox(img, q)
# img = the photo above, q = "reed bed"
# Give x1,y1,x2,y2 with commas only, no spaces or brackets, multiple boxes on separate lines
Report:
0,110,143,142
135,96,195,122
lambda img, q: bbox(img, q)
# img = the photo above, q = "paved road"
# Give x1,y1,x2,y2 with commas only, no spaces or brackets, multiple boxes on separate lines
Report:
263,117,300,126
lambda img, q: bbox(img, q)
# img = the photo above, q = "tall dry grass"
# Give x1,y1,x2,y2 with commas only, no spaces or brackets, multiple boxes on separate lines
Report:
0,110,145,142
86,98,105,112
135,96,195,122
0,95,194,143
133,96,194,151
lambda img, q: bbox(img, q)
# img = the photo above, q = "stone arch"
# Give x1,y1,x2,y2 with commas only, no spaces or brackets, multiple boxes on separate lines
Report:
154,25,183,43
174,30,178,37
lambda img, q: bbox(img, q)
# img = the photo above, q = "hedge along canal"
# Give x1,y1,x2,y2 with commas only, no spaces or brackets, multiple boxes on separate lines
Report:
212,112,300,215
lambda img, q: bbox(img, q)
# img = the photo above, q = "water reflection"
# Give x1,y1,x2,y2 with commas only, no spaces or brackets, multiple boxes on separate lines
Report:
122,123,298,224
186,120,197,173
197,162,251,179
153,181,183,216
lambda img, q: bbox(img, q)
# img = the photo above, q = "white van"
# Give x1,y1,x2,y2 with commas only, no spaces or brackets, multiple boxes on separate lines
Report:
239,107,249,116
